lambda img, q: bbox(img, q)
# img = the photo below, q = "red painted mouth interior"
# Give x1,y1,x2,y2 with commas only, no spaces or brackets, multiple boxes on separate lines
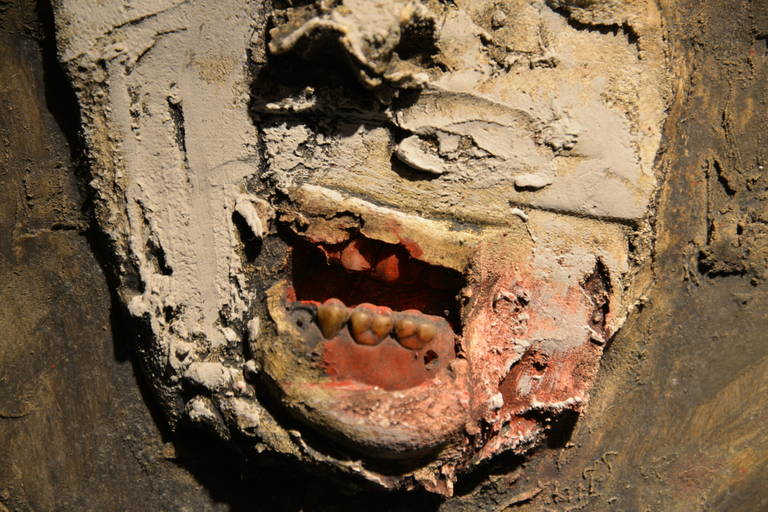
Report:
290,235,464,328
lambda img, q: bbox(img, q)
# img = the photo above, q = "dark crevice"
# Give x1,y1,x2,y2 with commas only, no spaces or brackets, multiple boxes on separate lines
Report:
167,97,189,165
548,5,639,50
582,258,611,345
755,35,768,57
714,159,737,196
538,409,579,449
697,249,747,278
451,452,527,498
250,46,379,114
50,222,81,231
271,0,322,11
287,232,465,329
705,160,715,245
233,210,263,262
423,349,439,366
146,238,173,276
394,13,439,62
136,200,173,277
163,305,181,323
35,0,84,169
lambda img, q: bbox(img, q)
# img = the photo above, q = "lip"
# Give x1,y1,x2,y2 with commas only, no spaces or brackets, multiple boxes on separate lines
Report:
249,182,610,478
254,182,542,461
263,278,471,459
253,185,490,458
256,186,568,461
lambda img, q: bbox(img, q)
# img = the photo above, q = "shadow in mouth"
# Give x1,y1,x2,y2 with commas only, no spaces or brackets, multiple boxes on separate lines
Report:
290,235,465,330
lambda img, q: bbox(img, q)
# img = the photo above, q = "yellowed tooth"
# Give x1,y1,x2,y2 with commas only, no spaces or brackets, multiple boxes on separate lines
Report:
394,317,417,339
316,301,349,339
394,317,438,350
395,317,424,349
350,310,379,345
417,322,437,344
349,310,371,334
371,313,393,339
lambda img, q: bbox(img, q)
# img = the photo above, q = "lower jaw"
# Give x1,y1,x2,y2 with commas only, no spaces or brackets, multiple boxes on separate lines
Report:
281,366,470,459
261,279,471,459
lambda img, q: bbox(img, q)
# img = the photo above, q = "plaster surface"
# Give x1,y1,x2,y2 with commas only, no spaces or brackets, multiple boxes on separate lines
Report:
52,0,671,494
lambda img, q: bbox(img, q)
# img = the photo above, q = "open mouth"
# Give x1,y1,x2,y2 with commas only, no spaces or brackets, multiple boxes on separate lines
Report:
283,233,466,391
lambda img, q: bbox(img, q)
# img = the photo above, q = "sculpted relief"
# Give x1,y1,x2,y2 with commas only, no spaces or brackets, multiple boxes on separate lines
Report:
54,0,670,495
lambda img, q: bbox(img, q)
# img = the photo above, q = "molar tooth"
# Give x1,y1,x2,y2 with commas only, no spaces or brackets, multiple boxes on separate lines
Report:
370,313,393,339
394,317,417,338
394,316,437,350
417,322,437,344
395,317,424,349
316,299,349,339
349,310,371,334
350,310,379,345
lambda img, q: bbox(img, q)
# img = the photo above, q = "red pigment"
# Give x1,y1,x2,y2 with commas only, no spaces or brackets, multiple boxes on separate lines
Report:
320,317,455,390
290,236,463,321
339,239,374,271
374,251,401,282
498,343,602,414
288,234,463,388
383,219,424,258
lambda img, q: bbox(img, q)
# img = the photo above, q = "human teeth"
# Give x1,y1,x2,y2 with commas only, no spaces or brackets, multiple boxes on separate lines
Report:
417,322,436,344
394,316,434,350
394,317,417,339
349,309,380,345
393,314,437,350
349,310,371,333
370,313,393,339
305,298,440,349
316,299,349,339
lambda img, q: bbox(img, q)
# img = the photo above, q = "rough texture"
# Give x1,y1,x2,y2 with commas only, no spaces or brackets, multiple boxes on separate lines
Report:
1,0,767,510
46,0,672,494
0,2,241,510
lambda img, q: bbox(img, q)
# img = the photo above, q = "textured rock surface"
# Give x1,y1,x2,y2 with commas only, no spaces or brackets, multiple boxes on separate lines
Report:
1,0,767,510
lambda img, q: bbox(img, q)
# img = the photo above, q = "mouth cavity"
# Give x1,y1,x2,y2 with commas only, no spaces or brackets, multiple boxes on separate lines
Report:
290,235,464,323
284,234,466,390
